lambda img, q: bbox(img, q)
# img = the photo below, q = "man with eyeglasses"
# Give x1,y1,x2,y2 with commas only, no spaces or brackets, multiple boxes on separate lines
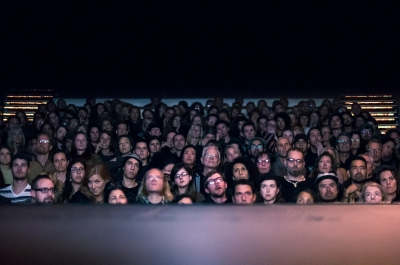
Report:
280,148,315,202
30,175,56,204
248,137,265,162
203,171,231,204
199,146,221,195
28,133,55,184
0,153,32,203
336,132,354,170
205,114,218,129
366,139,383,173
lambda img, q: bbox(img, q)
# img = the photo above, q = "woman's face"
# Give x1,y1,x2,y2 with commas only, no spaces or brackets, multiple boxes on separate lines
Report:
232,163,249,181
257,154,271,174
320,106,329,116
289,113,296,126
122,106,130,118
299,116,308,127
296,191,314,204
77,125,87,135
174,168,192,188
88,174,107,196
364,186,383,203
310,113,319,124
321,127,331,142
108,190,128,204
12,131,23,144
149,139,161,154
266,121,277,134
380,170,397,196
42,124,54,137
97,104,105,116
282,130,293,144
277,117,285,130
102,120,113,132
172,116,181,128
351,134,361,149
191,125,201,138
74,134,88,151
90,127,100,142
71,162,85,184
100,133,111,149
118,137,132,155
192,116,202,125
260,180,279,203
318,155,332,173
0,148,11,165
162,164,174,181
183,147,196,165
226,147,239,163
56,127,67,142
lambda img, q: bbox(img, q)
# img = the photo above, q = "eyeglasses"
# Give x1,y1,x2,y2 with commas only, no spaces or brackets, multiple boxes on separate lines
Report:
71,167,85,173
207,177,224,186
33,187,55,194
147,175,162,181
368,148,382,154
208,119,216,123
204,153,219,159
351,138,360,142
174,172,189,179
286,158,304,164
251,144,263,150
361,129,372,135
39,139,50,144
337,139,350,145
257,159,270,164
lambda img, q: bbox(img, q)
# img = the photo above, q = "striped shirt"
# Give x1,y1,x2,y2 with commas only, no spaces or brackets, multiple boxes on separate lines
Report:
0,184,32,204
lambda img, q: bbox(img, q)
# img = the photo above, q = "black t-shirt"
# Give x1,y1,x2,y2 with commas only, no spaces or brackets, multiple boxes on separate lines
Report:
304,148,318,173
117,181,140,204
280,177,316,202
203,194,232,204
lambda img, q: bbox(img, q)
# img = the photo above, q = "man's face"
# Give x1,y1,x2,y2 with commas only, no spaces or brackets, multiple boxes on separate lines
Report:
318,179,339,202
123,158,140,180
57,99,67,110
135,142,149,161
201,148,220,169
337,136,351,153
48,113,59,126
216,123,229,138
150,127,161,137
276,137,291,158
102,120,113,132
250,140,264,158
36,135,52,155
145,169,164,193
258,118,267,132
350,159,367,183
130,108,140,121
367,142,382,163
116,124,128,136
53,153,68,173
330,116,341,130
74,134,87,152
294,138,308,154
143,110,154,120
243,125,255,140
205,173,227,198
78,109,88,120
232,184,256,204
342,114,352,127
218,113,229,122
266,120,277,134
308,129,322,147
31,179,55,204
0,148,11,165
284,150,304,177
173,135,186,151
12,158,29,180
361,128,372,141
382,141,394,158
206,116,217,127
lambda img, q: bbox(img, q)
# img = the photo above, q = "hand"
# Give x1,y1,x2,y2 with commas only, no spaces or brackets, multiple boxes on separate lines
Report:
345,184,358,197
315,142,324,155
95,143,101,153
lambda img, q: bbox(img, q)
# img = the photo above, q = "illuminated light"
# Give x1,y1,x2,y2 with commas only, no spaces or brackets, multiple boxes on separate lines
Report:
343,101,395,104
344,95,392,98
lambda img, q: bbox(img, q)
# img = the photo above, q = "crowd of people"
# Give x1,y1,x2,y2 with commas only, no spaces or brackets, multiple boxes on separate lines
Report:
0,95,399,205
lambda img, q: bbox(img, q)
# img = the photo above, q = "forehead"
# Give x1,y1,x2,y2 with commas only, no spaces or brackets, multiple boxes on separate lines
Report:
13,158,28,164
319,179,336,186
0,148,10,153
351,159,366,167
184,147,196,153
206,147,218,154
251,140,262,145
174,135,185,141
75,134,87,140
309,129,320,135
261,179,276,185
37,178,54,187
366,186,380,193
126,158,139,164
207,173,222,181
136,142,147,148
338,135,350,140
147,169,162,177
278,137,290,145
287,150,303,159
368,142,381,148
118,124,127,129
120,137,130,143
72,162,84,168
110,189,124,196
235,184,252,193
89,174,102,181
283,130,293,135
383,141,394,147
244,125,254,130
54,153,66,159
233,163,246,168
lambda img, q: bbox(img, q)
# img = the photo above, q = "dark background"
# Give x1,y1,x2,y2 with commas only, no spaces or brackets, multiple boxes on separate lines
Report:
2,1,400,98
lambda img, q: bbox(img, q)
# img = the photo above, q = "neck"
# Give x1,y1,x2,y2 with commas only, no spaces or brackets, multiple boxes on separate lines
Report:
141,159,148,166
36,153,49,165
264,199,275,204
279,156,286,164
77,150,85,155
351,149,358,155
122,177,138,188
147,193,163,204
352,181,365,191
175,150,182,157
203,166,215,175
94,193,103,203
211,194,227,204
339,152,349,162
12,179,28,194
332,128,341,137
286,174,304,181
178,186,188,194
101,148,112,156
72,182,81,194
223,135,231,143
374,161,381,167
387,193,396,202
55,171,67,182
344,126,352,133
0,164,9,170
310,146,318,153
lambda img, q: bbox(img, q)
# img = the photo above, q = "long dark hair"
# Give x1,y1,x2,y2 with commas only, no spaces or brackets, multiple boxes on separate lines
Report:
59,158,87,203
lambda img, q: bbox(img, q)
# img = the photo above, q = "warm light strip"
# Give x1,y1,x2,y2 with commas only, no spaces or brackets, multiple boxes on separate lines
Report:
7,96,52,98
375,118,396,121
369,113,395,116
344,95,392,98
5,102,48,104
4,107,38,110
343,101,394,104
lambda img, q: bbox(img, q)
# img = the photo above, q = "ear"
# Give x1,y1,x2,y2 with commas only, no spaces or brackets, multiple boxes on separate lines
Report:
30,190,36,199
189,176,192,181
284,159,288,167
252,194,256,203
200,156,204,165
205,187,210,194
347,169,350,177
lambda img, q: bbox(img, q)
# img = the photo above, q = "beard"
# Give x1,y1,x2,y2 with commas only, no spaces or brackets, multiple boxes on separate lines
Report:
352,173,366,183
289,167,301,177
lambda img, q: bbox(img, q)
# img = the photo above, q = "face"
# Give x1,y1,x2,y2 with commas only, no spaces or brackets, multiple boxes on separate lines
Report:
318,155,332,173
172,116,181,128
135,142,149,160
260,180,279,203
321,127,331,142
201,147,220,169
116,124,128,136
119,137,132,155
90,127,100,142
277,117,285,130
360,154,374,178
11,158,29,180
205,173,227,197
122,107,129,118
32,179,55,204
232,163,249,181
150,127,161,137
123,158,140,179
174,168,192,188
102,120,113,132
389,132,400,146
310,113,319,124
318,179,338,202
53,153,68,172
145,169,164,193
192,116,202,125
382,141,394,158
350,159,367,183
143,110,154,120
233,184,256,204
183,147,196,165
282,130,293,144
97,104,105,116
364,186,383,203
284,150,305,177
36,134,52,155
88,174,107,196
257,154,271,174
191,125,201,138
74,134,88,152
276,137,291,158
367,142,382,163
299,116,308,127
203,134,215,146
173,135,186,151
225,147,239,163
250,140,264,157
351,134,360,149
71,162,85,184
380,170,397,196
243,125,255,140
361,128,372,141
166,132,176,145
0,148,11,165
330,116,341,129
342,114,352,126
337,136,351,153
162,164,174,180
216,123,229,138
130,108,140,121
207,116,217,127
308,129,322,147
56,127,67,142
12,130,23,145
108,189,128,204
296,191,314,204
100,133,111,149
149,139,161,154
49,113,59,126
68,119,78,131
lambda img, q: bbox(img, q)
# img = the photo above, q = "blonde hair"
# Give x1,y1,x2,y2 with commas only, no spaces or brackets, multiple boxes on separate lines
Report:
137,169,174,202
361,182,388,203
186,124,203,146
